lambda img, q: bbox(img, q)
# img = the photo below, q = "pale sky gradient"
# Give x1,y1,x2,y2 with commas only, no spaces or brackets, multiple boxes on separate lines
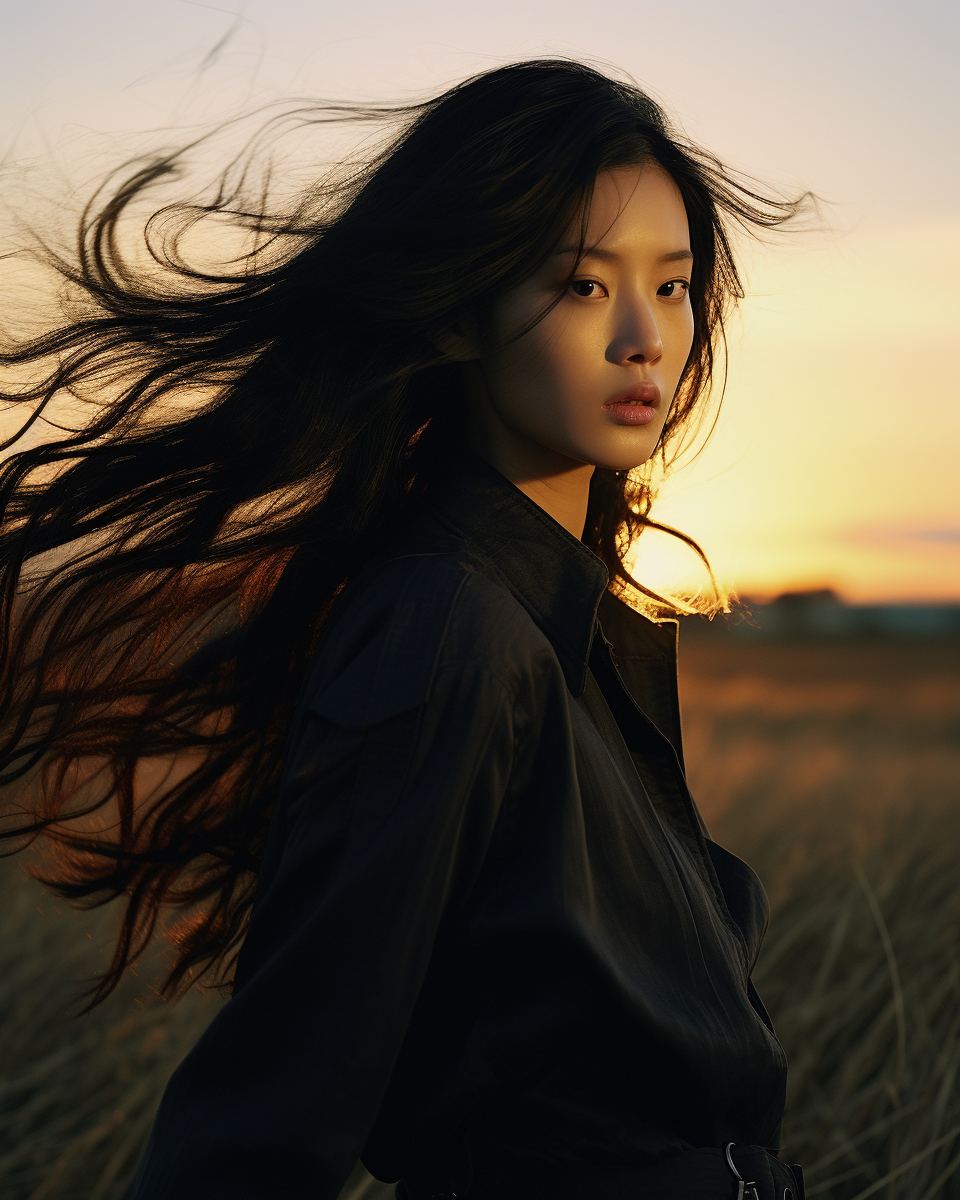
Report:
2,0,958,601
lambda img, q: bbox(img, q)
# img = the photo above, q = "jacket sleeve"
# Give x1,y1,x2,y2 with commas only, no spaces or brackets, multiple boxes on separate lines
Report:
127,565,519,1200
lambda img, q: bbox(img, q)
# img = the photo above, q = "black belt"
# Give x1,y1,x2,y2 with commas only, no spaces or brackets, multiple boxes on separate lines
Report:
397,1144,804,1200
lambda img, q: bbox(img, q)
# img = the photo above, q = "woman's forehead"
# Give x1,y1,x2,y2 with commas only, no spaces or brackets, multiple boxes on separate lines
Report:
564,165,691,259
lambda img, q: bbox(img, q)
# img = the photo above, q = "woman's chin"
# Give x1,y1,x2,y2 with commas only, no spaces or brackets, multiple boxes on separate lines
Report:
585,443,662,473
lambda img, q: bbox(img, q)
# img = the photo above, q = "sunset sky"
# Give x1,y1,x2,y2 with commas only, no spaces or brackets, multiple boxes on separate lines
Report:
3,0,958,602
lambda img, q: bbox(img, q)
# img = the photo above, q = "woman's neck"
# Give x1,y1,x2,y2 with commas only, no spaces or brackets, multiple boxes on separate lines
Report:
462,388,595,539
470,435,595,539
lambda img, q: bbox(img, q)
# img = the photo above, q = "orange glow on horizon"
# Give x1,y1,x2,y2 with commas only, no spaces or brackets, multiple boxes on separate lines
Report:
631,219,960,604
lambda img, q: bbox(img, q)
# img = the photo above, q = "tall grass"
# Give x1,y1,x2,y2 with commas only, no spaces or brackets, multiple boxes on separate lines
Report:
683,638,960,1199
1,637,957,1199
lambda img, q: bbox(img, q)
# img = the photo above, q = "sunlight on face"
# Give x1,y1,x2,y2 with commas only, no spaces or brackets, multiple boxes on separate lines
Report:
468,163,695,475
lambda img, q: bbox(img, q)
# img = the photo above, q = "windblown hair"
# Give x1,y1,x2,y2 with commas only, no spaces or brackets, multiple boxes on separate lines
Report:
0,59,808,1006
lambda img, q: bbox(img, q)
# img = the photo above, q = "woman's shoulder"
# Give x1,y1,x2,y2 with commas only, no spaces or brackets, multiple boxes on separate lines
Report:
305,549,552,729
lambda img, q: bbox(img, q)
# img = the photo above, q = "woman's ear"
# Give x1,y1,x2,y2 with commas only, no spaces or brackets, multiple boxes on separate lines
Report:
433,318,481,363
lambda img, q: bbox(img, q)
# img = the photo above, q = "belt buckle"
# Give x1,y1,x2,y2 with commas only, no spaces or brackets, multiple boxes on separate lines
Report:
724,1143,760,1200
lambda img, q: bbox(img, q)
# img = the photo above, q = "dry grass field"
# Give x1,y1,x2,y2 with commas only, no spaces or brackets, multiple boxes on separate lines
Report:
682,636,960,1199
1,635,958,1199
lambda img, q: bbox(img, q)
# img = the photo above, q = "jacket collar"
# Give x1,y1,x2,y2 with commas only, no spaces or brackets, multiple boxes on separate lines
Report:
425,453,609,697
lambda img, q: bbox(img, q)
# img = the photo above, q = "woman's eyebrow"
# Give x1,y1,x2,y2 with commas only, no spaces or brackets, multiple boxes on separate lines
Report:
554,246,694,264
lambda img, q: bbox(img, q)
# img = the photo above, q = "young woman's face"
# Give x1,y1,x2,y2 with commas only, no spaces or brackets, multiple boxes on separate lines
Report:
460,163,695,474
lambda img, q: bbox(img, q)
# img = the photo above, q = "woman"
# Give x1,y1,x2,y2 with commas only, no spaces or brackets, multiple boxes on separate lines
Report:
0,60,808,1199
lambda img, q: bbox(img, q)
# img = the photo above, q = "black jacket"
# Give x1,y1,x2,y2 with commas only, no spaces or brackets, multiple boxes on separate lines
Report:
129,455,787,1200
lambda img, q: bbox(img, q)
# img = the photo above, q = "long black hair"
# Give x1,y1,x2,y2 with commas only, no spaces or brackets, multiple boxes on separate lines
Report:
0,59,808,1006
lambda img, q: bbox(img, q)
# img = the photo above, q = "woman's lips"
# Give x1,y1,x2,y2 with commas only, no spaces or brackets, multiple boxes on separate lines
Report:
602,383,661,426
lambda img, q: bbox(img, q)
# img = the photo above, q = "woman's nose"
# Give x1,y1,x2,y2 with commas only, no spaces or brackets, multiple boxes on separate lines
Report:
605,301,663,366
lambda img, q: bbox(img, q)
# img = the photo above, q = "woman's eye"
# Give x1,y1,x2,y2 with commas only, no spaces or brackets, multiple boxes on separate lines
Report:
569,279,607,299
657,279,690,299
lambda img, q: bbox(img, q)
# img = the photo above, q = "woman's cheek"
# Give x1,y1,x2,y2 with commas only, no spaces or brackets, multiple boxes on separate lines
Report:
669,308,695,388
